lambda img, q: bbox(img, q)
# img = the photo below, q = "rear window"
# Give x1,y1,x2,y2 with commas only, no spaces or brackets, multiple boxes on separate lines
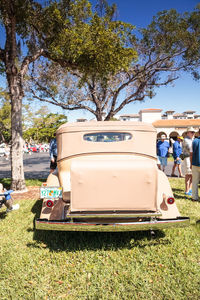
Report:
83,132,132,142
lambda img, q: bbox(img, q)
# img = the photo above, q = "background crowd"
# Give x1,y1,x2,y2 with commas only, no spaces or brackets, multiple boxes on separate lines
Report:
157,127,200,201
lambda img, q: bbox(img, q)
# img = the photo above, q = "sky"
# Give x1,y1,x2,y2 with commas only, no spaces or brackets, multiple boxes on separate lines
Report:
0,0,199,122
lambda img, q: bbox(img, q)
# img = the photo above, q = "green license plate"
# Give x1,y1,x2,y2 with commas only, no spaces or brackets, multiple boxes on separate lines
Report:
40,187,62,199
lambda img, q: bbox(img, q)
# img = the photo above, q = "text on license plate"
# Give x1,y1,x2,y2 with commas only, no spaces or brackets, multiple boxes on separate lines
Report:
40,187,62,199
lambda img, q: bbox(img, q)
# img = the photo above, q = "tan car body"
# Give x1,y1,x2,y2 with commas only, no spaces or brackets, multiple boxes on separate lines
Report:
35,121,189,231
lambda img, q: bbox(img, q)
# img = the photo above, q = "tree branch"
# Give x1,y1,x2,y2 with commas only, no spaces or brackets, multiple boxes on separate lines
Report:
42,50,78,70
20,49,44,77
30,88,97,116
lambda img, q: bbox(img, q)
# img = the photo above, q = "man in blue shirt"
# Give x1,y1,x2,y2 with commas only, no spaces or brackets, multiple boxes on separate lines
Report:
157,134,170,173
191,129,200,201
49,134,57,173
171,136,184,178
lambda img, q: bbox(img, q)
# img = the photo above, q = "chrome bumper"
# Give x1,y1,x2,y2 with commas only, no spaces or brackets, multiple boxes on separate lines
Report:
35,217,190,232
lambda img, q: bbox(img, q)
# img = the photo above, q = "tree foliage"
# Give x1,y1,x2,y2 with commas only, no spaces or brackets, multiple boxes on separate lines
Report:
40,0,136,76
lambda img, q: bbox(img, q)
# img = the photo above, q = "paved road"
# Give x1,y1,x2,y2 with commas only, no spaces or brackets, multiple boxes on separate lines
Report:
0,153,182,179
0,152,50,179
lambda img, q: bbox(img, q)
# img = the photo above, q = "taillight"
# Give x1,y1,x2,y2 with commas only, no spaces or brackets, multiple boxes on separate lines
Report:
167,197,175,205
46,200,54,207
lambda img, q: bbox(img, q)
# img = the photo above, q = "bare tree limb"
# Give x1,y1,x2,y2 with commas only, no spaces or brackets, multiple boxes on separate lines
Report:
20,49,44,77
30,88,97,116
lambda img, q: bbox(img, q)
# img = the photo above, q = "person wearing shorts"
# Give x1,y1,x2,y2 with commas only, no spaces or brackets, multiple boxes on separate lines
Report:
49,135,57,173
182,127,195,196
157,134,169,172
171,136,184,178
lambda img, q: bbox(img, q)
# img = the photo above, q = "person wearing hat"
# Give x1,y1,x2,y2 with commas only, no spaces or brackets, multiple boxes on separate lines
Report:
182,127,195,196
157,134,170,172
191,128,200,201
171,136,184,178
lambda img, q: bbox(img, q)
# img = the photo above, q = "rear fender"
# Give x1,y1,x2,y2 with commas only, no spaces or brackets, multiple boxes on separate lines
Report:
157,170,180,219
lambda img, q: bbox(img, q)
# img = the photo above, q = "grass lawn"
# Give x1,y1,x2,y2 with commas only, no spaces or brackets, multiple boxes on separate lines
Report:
0,178,199,299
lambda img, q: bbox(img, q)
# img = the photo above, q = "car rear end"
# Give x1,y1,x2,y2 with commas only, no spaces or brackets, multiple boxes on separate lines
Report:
35,121,189,231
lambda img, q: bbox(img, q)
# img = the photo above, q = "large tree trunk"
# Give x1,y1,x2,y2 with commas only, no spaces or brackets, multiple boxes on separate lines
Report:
4,3,26,191
96,109,103,121
8,74,26,190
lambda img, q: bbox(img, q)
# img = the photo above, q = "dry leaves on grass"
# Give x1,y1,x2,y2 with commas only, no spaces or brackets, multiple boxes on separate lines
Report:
12,186,40,201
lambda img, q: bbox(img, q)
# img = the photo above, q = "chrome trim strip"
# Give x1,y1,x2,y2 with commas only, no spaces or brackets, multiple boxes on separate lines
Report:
35,217,190,232
67,211,162,218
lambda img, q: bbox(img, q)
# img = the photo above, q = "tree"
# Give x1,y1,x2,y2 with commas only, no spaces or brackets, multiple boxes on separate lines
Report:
23,108,68,142
0,0,46,190
0,89,49,143
30,7,200,121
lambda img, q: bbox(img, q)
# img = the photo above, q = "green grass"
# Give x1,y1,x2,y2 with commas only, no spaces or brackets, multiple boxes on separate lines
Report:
0,178,46,189
0,178,199,299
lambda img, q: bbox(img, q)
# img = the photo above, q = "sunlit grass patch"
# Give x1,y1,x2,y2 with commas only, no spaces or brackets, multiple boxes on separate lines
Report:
0,178,46,189
0,178,199,299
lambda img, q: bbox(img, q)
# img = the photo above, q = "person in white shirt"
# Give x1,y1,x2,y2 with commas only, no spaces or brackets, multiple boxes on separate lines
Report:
182,127,195,196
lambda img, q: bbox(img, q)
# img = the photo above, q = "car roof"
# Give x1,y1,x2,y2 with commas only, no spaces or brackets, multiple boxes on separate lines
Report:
57,121,156,134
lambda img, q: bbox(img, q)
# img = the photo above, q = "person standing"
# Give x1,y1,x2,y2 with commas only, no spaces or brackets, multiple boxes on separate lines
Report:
191,128,200,202
171,136,184,178
157,134,170,172
49,134,57,173
182,127,195,196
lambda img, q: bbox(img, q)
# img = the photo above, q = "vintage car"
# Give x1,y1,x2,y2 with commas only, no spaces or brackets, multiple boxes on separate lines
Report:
35,121,189,232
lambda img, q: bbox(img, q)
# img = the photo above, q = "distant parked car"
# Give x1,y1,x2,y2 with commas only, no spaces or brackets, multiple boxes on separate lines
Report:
38,144,48,152
30,145,38,152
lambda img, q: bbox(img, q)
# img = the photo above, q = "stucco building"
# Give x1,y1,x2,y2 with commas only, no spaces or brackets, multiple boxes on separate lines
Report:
118,108,200,139
152,119,200,139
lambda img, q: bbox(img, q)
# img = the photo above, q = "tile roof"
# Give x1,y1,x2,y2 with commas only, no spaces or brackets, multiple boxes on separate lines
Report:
183,110,196,113
120,114,140,117
140,108,162,113
153,119,200,128
173,113,185,117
